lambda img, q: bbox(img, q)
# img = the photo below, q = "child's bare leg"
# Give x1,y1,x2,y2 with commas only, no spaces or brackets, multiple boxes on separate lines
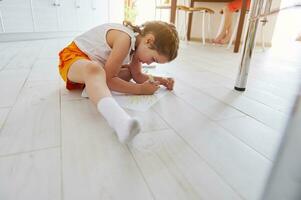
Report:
214,6,233,44
67,59,110,104
67,59,140,143
213,7,227,43
213,31,226,44
219,7,233,44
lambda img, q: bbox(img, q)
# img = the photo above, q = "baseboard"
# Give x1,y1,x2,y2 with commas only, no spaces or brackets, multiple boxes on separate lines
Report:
0,31,82,42
189,37,272,47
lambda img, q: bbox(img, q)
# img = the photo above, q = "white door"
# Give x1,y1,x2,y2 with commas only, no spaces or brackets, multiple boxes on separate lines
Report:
0,0,34,33
108,0,124,23
75,0,93,31
32,0,59,32
57,0,78,31
91,0,109,27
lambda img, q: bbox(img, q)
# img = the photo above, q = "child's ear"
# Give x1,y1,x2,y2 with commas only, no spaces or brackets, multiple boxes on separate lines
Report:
145,34,155,45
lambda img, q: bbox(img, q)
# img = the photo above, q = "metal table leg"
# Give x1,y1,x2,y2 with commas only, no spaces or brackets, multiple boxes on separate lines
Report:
234,0,266,91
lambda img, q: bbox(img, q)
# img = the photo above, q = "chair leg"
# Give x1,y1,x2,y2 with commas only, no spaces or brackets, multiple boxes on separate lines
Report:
207,13,212,42
184,11,189,43
227,12,240,49
178,11,184,40
261,22,265,50
176,10,180,37
202,11,206,45
177,10,184,41
177,10,184,40
216,14,225,39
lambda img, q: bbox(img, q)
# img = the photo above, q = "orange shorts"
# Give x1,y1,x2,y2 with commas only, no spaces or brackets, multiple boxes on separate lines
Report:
228,0,251,12
58,41,91,90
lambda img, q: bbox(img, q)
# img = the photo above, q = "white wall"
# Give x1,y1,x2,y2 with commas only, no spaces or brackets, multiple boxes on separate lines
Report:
272,0,301,45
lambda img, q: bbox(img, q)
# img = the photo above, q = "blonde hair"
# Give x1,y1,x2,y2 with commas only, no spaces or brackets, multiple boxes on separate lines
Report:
123,20,179,61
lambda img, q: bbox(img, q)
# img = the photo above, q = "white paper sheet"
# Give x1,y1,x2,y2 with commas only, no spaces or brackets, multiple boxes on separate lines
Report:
112,88,168,111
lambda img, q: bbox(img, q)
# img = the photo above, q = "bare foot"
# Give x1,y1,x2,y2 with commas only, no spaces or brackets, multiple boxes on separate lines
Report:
213,32,226,44
219,32,232,44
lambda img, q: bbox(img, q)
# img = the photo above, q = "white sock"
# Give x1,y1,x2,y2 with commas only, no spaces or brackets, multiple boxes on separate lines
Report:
97,97,141,143
81,88,88,98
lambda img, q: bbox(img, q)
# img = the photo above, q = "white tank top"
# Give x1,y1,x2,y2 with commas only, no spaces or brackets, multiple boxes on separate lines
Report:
74,23,138,65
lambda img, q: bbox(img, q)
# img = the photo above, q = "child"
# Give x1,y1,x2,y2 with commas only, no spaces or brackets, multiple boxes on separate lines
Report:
213,0,251,44
58,21,179,143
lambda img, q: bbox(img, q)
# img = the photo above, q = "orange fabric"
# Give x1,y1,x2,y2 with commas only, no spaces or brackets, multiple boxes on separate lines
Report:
58,41,90,90
228,0,251,12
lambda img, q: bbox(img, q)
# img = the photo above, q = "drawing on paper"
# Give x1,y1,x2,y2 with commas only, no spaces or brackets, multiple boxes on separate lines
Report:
112,87,168,111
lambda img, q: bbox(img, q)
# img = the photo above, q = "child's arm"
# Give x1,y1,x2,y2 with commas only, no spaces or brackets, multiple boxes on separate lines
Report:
104,32,158,95
153,76,174,90
128,59,149,84
129,61,174,90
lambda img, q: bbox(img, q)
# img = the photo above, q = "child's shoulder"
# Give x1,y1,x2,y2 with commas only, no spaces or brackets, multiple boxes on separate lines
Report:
106,28,132,49
105,23,136,48
100,23,133,32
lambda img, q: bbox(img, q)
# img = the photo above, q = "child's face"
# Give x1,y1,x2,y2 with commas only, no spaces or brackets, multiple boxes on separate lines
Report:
135,34,169,65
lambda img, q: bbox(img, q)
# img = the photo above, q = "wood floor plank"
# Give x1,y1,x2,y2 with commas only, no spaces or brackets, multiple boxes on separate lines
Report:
0,69,30,107
38,39,62,59
217,116,283,161
0,42,29,71
0,81,60,156
153,93,272,200
173,80,245,121
0,148,61,200
150,61,289,131
5,40,44,70
126,109,169,133
174,45,299,113
0,108,10,129
130,130,242,200
195,86,289,132
27,58,60,83
61,99,154,200
0,42,12,51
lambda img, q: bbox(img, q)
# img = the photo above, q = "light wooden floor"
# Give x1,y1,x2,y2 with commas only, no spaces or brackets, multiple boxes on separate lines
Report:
0,38,300,200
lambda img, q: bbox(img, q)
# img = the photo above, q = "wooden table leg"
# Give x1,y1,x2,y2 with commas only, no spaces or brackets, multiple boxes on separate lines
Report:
233,0,247,53
187,0,195,40
170,0,177,23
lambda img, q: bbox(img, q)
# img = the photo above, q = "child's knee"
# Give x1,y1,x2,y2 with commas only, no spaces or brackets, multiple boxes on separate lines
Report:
85,61,105,77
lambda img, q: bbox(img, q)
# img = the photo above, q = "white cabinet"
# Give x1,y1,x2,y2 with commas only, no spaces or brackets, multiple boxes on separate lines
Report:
91,0,109,27
0,0,124,35
57,0,78,31
32,0,59,32
75,0,93,31
0,0,34,33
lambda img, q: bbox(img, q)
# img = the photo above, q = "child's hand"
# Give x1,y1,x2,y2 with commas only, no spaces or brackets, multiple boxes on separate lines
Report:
139,80,160,95
160,77,174,90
